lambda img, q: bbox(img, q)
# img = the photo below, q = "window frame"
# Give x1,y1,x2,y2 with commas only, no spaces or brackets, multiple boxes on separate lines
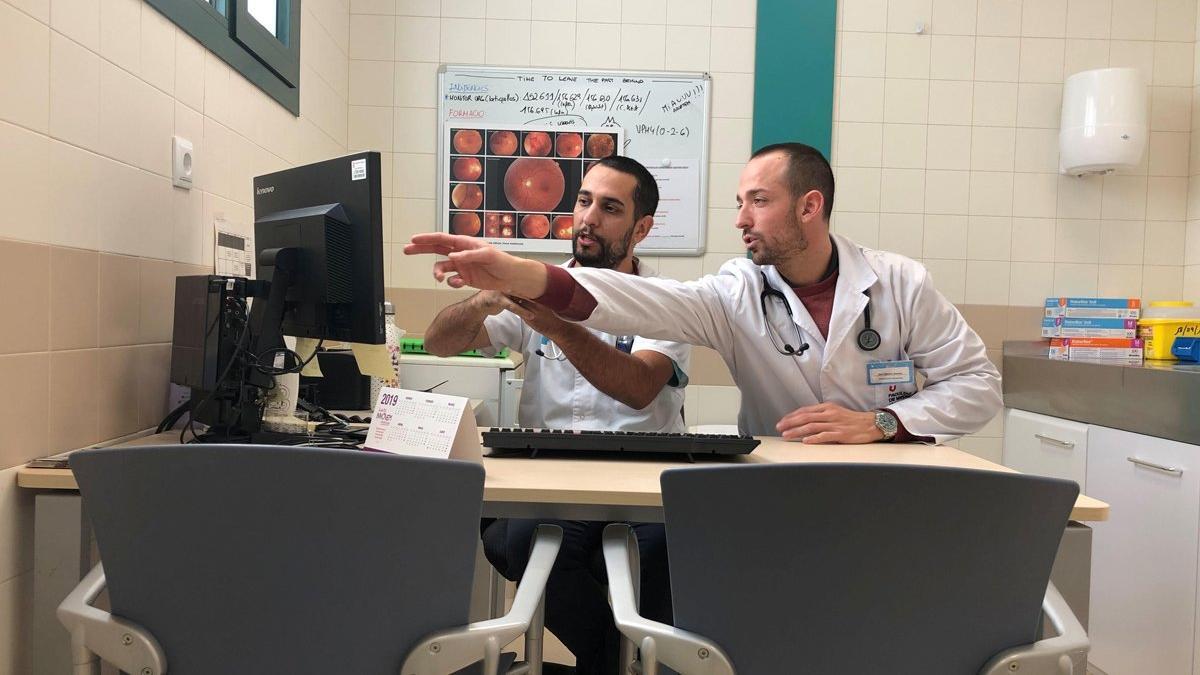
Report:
147,0,301,115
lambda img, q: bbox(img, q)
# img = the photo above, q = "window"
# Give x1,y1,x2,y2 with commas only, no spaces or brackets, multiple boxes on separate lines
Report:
149,0,301,114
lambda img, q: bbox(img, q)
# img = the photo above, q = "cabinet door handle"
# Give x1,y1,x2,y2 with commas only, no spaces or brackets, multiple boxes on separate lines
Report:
1127,457,1183,476
1034,433,1075,449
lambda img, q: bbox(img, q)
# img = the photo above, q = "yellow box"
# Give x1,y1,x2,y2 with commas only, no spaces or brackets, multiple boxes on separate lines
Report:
1137,318,1200,359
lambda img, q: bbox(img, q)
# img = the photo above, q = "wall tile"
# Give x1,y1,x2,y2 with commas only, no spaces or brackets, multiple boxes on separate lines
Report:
1148,131,1190,176
924,170,971,214
881,123,927,168
711,72,753,119
836,77,885,123
1009,261,1055,305
137,259,176,344
0,3,50,133
880,169,926,213
350,13,396,59
48,350,99,452
1109,0,1154,40
926,125,972,170
0,121,51,245
48,143,102,251
1012,172,1059,218
711,117,752,164
1109,39,1154,84
833,167,882,212
99,0,141,72
96,347,141,440
49,33,101,151
923,258,967,302
1015,82,1063,128
486,18,534,66
353,0,396,13
923,214,968,258
1064,38,1110,75
394,61,441,108
442,0,485,17
622,0,665,23
1098,219,1146,264
140,4,176,95
173,31,205,113
393,106,436,153
1151,86,1191,132
832,212,880,248
576,22,621,68
970,126,1015,171
533,0,577,21
1011,217,1056,262
349,105,394,152
0,355,49,466
1097,263,1143,297
49,247,99,351
842,0,888,31
978,0,1022,36
932,0,978,35
531,19,579,66
51,0,101,50
1057,173,1103,218
1156,0,1197,42
839,32,886,79
968,171,1014,216
930,34,976,80
1021,0,1067,37
878,213,924,258
1055,218,1101,262
578,0,621,22
1065,0,1111,39
1100,174,1148,220
1147,176,1189,220
1143,264,1185,299
1019,37,1066,83
0,240,49,355
967,215,1012,261
887,0,933,33
137,344,172,429
972,81,1017,126
620,23,667,69
710,27,755,72
975,36,1020,81
883,79,929,124
1145,220,1187,265
664,25,709,71
1154,41,1194,87
966,259,1011,303
97,253,140,347
1053,262,1099,294
885,34,931,80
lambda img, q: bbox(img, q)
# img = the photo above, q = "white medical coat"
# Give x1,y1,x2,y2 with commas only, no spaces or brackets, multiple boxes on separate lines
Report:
564,234,1001,443
484,261,690,432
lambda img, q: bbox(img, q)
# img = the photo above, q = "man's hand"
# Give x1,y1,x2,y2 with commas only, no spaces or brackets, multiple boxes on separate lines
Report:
473,290,512,316
775,402,884,444
404,233,548,298
504,296,580,342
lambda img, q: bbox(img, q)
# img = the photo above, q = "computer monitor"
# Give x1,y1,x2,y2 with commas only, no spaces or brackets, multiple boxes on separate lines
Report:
252,151,387,352
168,152,386,441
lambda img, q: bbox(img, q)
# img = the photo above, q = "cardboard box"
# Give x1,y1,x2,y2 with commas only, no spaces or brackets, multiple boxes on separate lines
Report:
1044,297,1141,319
1041,317,1139,339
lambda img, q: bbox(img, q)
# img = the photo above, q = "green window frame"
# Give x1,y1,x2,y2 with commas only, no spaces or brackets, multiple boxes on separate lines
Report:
148,0,301,115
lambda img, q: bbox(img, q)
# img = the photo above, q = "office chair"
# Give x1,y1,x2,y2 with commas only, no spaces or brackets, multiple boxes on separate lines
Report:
603,464,1088,675
56,444,562,675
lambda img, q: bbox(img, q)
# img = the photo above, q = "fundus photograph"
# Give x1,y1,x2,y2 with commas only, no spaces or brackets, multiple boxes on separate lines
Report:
444,126,623,252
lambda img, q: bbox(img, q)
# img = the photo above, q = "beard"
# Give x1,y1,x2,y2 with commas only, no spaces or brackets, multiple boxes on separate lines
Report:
749,210,808,266
573,225,636,269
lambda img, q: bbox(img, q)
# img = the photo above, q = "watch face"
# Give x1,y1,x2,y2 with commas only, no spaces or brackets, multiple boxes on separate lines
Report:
876,411,898,436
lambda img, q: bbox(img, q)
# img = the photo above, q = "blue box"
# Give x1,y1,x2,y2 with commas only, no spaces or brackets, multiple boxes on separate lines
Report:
1042,317,1139,338
1044,297,1140,318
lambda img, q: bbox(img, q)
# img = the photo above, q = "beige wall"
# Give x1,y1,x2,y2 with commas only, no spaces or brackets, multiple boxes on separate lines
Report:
0,0,349,668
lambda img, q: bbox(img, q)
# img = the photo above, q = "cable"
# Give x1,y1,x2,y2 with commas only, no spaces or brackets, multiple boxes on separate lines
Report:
181,312,252,444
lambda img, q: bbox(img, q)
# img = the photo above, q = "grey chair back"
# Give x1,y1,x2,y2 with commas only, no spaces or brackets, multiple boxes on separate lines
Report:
660,463,1079,675
70,444,485,675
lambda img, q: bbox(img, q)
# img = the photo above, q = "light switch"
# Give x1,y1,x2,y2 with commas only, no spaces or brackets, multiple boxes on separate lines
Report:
172,135,194,189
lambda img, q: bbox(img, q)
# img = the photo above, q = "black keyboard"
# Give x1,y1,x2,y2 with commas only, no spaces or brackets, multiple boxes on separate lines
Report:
482,427,759,460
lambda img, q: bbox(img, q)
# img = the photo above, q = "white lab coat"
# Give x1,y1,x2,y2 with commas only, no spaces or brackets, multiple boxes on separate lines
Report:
483,261,690,432
565,234,1001,443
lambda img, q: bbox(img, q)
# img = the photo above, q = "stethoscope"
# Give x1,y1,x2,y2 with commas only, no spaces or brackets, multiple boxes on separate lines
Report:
759,272,881,356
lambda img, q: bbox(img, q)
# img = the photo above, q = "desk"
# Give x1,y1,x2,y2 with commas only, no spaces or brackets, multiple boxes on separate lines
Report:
18,434,1108,674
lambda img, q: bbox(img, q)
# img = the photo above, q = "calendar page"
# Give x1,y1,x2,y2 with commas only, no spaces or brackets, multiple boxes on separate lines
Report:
365,388,481,462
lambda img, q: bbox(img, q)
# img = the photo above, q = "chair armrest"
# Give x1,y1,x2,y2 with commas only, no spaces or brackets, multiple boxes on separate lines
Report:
56,563,167,675
400,524,563,675
601,524,735,675
979,582,1089,675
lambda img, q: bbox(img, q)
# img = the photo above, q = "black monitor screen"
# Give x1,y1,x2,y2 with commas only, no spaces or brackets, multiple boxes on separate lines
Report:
253,152,385,345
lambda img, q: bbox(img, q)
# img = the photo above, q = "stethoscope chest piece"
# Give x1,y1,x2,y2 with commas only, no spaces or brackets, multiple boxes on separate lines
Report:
857,327,881,351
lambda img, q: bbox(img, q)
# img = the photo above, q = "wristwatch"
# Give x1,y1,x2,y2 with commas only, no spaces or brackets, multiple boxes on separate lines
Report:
873,410,899,441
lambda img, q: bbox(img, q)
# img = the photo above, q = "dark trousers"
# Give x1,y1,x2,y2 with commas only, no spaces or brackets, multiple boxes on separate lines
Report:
481,518,673,675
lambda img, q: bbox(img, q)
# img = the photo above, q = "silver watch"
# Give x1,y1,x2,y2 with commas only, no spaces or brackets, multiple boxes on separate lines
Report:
874,410,899,441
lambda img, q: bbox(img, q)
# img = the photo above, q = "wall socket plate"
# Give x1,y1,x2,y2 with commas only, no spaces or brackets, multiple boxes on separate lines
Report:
172,135,194,189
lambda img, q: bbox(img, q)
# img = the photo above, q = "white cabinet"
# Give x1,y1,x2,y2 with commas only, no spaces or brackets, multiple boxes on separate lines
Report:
1002,409,1089,488
1086,425,1200,675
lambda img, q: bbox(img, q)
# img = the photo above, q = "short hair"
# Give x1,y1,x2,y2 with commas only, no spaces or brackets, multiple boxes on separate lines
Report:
592,155,660,221
750,142,835,220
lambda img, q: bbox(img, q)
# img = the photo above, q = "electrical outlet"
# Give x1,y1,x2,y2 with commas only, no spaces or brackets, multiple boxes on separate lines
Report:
172,135,194,189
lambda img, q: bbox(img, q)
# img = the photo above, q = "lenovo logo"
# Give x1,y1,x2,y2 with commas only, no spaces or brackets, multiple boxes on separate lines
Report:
256,186,275,195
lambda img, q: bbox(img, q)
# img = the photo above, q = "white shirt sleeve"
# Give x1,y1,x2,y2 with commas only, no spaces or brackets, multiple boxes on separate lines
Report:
630,337,691,388
481,310,531,356
569,263,746,351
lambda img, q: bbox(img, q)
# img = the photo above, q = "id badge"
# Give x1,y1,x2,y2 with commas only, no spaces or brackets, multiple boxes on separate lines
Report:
867,360,915,386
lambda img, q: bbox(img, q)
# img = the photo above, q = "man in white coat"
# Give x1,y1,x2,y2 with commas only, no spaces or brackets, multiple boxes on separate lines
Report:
406,142,1002,445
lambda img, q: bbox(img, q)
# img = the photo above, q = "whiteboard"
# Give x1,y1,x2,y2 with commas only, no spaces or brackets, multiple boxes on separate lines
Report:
437,65,711,256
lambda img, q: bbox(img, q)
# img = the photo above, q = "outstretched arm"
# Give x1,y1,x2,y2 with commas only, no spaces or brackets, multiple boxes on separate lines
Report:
423,290,509,357
508,298,678,410
404,233,550,298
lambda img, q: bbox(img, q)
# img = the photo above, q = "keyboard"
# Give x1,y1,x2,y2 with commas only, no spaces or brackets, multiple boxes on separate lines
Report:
482,428,759,460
